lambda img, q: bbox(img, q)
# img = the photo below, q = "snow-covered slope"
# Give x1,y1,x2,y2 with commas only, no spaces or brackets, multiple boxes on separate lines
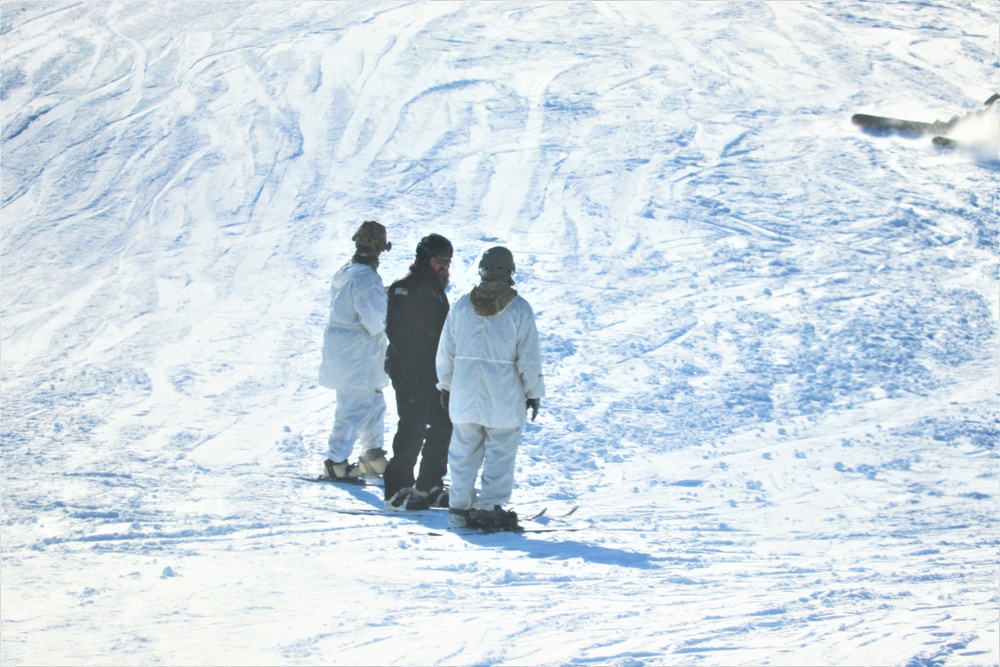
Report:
2,2,997,665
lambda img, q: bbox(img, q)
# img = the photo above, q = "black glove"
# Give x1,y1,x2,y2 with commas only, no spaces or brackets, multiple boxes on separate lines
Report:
526,398,540,422
440,390,450,410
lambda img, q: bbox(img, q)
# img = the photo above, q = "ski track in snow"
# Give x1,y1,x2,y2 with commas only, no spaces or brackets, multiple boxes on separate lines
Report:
1,1,998,665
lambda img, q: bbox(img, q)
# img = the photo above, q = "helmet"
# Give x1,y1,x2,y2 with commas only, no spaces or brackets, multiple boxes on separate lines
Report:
415,233,453,260
478,246,515,283
352,220,391,253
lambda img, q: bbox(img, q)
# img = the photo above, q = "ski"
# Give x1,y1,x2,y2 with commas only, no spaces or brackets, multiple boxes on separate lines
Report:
271,473,382,487
851,113,953,136
525,508,546,521
328,506,442,516
522,505,578,521
322,504,578,524
414,520,591,536
489,519,590,535
422,506,583,535
852,94,998,140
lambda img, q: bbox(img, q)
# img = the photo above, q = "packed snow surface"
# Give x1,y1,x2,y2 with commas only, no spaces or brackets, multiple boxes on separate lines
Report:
2,1,998,665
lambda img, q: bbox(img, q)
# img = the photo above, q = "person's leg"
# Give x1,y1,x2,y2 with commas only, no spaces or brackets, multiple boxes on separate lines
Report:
384,382,426,498
415,388,452,493
354,389,387,475
357,389,386,453
326,388,368,463
475,426,522,509
447,423,485,527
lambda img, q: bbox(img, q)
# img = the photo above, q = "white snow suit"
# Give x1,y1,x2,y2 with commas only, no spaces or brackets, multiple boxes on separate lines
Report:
319,262,389,462
436,292,544,512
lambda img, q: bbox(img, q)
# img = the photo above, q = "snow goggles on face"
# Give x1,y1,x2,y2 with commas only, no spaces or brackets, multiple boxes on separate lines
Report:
431,256,452,266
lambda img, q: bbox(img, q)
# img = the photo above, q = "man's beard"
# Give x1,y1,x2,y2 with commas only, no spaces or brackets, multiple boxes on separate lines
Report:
415,260,448,289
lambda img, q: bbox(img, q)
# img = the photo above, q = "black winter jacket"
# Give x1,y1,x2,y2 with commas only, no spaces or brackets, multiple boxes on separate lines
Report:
385,265,450,390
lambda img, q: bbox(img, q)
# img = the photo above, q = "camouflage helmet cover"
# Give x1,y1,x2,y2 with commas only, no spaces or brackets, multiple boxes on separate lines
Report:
352,220,391,253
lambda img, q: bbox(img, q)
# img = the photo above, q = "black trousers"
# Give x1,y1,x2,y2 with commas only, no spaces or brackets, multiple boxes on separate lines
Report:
383,378,452,499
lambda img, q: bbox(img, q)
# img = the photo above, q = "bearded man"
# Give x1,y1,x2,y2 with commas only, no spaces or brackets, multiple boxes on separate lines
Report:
383,234,455,510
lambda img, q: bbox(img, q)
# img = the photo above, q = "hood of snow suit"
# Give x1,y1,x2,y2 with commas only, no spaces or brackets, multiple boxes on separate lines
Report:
331,261,376,291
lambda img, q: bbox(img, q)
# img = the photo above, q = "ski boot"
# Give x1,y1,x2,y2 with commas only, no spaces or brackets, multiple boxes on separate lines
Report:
448,508,473,529
423,484,449,509
470,506,522,533
353,448,388,478
323,459,359,481
385,487,431,512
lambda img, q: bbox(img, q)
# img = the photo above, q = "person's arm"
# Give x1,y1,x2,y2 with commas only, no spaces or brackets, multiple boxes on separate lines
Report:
516,301,545,402
385,281,415,344
355,272,387,338
435,308,457,393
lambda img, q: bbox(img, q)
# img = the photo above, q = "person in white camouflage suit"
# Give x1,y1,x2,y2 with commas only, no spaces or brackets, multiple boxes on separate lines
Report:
435,246,545,532
318,220,393,480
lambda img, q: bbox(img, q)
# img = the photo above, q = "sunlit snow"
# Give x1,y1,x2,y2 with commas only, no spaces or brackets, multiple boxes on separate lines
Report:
2,2,998,665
